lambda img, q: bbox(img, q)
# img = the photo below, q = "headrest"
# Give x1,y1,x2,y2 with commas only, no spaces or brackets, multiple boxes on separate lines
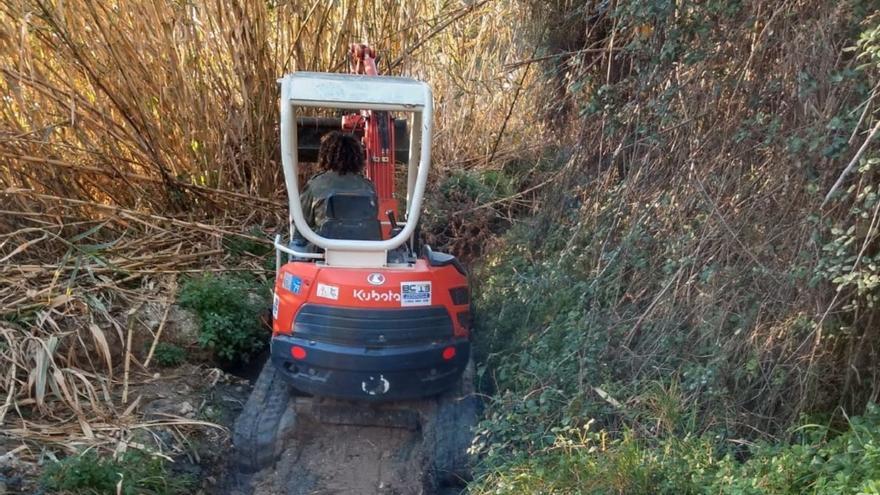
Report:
325,193,378,221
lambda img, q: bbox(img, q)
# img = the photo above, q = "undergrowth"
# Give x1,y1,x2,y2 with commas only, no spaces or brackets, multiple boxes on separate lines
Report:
471,165,880,490
468,1,880,492
472,404,880,494
178,274,267,364
423,150,567,261
223,228,273,258
43,450,194,495
151,342,187,368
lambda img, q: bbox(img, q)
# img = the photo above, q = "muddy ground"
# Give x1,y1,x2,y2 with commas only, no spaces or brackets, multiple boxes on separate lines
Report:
237,419,425,495
221,385,465,495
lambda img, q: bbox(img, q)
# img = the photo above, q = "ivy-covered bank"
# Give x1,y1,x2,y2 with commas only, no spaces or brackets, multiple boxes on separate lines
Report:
465,1,880,493
469,214,880,493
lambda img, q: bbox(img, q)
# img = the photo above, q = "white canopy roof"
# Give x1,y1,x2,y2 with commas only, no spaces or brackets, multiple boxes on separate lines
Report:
281,72,430,111
277,71,433,267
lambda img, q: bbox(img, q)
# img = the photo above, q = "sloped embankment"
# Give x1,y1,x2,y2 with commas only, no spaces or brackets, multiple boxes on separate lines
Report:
464,1,880,493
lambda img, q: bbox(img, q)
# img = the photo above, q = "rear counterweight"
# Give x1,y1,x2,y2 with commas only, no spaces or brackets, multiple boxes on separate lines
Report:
271,334,470,400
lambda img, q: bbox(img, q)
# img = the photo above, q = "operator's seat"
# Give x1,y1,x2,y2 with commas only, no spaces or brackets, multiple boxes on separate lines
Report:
317,192,383,241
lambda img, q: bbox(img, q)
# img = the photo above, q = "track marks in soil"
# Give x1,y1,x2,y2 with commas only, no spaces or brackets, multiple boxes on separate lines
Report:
250,420,426,495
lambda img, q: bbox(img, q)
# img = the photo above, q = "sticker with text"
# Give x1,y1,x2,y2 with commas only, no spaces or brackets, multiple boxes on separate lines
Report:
317,283,339,300
282,273,302,294
272,292,279,319
400,281,431,307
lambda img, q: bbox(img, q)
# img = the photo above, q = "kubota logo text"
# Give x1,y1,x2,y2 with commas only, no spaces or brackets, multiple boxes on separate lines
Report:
353,289,400,302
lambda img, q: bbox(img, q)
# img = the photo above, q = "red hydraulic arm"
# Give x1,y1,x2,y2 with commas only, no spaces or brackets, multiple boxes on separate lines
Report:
343,43,398,232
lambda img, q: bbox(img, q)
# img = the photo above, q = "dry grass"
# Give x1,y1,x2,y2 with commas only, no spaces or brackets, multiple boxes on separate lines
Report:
0,0,546,206
0,191,263,462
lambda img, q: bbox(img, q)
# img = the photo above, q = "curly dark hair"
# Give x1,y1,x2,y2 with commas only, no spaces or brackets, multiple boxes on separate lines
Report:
317,131,365,175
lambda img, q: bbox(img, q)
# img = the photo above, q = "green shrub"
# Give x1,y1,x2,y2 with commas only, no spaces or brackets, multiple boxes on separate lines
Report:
709,405,880,495
152,342,186,368
471,405,880,495
469,173,880,492
438,169,515,204
43,450,194,495
465,2,880,493
178,274,267,364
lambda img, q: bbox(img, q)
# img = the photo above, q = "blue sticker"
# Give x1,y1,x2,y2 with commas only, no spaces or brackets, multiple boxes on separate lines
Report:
282,273,302,294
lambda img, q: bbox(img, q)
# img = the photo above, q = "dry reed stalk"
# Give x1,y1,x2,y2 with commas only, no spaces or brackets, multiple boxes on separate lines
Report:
822,118,880,207
143,286,176,369
3,188,270,244
0,0,538,208
121,303,142,405
0,187,271,460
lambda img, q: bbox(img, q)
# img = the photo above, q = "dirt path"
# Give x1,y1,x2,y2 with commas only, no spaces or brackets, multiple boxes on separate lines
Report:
217,354,477,495
250,422,425,495
223,395,451,495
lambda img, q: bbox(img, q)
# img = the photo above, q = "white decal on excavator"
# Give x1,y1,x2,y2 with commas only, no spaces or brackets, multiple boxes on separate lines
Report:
316,283,339,300
400,281,431,306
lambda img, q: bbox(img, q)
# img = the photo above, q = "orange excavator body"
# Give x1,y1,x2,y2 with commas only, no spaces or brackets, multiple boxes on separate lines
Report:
269,44,471,400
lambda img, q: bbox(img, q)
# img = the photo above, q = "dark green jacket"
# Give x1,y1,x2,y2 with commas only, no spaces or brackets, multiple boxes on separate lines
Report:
298,171,376,235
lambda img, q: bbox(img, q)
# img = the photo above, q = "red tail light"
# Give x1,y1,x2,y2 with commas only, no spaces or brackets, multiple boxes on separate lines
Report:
291,346,307,360
442,346,456,361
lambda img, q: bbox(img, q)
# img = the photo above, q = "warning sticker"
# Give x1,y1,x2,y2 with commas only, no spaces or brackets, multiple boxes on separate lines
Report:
282,273,302,294
400,281,431,307
317,283,339,300
272,292,279,319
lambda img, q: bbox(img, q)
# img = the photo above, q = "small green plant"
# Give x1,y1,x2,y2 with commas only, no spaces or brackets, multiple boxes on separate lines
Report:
43,450,194,495
152,342,186,367
178,274,267,364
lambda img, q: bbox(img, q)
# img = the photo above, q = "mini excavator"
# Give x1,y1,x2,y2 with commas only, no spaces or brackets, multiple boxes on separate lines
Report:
233,44,478,489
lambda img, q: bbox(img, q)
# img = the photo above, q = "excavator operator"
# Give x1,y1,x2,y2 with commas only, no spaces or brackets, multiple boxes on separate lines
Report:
294,131,378,241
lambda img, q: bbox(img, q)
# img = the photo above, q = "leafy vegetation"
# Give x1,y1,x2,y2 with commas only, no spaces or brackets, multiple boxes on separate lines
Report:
151,342,187,368
423,151,567,261
467,0,880,492
43,451,194,495
178,274,267,364
473,405,880,494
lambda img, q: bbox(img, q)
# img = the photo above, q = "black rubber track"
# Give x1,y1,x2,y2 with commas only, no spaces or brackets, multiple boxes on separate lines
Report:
425,360,481,488
427,395,480,487
233,361,294,474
